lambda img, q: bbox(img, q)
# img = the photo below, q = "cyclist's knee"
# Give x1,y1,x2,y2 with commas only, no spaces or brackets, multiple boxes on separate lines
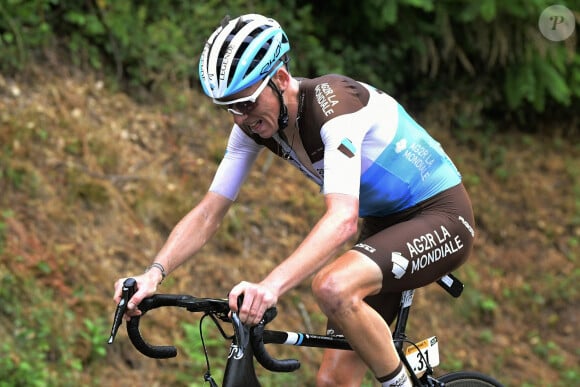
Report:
317,364,363,387
316,367,336,387
317,368,346,387
312,269,350,313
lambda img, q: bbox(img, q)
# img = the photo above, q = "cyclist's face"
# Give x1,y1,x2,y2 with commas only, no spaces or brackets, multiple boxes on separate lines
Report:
220,79,280,138
222,78,270,116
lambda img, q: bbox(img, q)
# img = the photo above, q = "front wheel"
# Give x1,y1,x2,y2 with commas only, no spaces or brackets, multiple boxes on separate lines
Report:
437,371,504,387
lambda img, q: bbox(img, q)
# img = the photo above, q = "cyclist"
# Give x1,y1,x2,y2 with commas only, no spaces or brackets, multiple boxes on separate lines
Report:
114,14,476,387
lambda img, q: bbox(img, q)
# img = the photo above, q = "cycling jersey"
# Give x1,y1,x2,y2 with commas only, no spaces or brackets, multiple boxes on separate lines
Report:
209,74,461,217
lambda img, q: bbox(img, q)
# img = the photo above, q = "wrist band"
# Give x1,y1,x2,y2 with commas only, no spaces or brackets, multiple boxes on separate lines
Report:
145,262,167,283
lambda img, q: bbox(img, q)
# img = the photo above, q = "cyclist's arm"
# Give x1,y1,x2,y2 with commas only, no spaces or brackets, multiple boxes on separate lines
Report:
153,124,262,277
117,191,233,311
150,191,233,277
230,192,359,323
264,192,359,293
230,111,371,322
115,125,262,311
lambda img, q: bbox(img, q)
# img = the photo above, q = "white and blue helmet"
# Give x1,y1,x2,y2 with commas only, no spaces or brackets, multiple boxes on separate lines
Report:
199,14,290,101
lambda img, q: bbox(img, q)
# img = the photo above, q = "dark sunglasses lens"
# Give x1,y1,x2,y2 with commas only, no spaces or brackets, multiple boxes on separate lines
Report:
222,98,258,116
236,101,255,114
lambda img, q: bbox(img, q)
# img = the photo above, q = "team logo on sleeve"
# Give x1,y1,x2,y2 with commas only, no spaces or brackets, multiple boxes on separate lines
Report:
338,137,356,158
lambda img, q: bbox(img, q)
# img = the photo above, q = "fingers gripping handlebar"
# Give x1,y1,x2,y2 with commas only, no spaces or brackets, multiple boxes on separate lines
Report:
230,297,300,372
108,278,136,344
109,278,191,358
109,278,301,372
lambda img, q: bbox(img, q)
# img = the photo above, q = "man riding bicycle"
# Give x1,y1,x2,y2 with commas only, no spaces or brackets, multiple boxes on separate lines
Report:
114,14,475,387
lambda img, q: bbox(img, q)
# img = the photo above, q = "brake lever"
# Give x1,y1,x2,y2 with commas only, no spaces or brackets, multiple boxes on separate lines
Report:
231,295,249,356
108,278,137,344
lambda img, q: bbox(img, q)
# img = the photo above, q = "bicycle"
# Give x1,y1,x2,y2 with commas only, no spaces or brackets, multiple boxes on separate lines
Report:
108,273,504,386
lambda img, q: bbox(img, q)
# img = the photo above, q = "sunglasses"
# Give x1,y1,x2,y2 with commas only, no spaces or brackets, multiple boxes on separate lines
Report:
213,74,272,116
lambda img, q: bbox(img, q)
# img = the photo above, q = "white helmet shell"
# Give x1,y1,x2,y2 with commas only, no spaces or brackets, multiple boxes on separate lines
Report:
199,14,290,100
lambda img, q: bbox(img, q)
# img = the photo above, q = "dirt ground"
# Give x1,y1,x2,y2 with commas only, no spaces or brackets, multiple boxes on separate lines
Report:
0,67,578,386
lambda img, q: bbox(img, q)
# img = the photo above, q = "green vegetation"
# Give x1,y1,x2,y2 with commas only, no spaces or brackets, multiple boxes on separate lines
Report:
1,67,577,386
177,320,227,386
1,0,578,127
0,271,83,385
0,1,578,386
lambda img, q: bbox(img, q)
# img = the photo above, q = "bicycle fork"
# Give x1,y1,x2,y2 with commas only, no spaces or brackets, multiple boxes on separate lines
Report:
221,331,261,387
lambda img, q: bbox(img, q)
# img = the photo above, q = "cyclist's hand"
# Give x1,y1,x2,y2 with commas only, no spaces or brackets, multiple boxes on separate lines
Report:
229,281,278,325
113,270,162,319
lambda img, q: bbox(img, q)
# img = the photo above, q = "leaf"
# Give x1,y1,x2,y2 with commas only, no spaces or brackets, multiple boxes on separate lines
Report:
480,0,497,22
402,0,435,12
383,0,398,24
64,11,86,26
535,56,571,106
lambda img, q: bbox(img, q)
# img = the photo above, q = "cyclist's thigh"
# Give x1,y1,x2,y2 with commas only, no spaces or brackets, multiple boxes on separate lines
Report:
353,184,475,293
318,348,368,387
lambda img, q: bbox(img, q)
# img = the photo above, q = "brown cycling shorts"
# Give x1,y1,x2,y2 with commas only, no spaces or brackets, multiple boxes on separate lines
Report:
327,183,475,333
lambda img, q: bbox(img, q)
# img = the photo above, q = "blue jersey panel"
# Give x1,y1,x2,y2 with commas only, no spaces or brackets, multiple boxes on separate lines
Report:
358,105,461,217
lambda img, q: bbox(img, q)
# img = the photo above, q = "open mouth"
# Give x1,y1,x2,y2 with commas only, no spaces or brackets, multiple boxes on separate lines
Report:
248,119,263,133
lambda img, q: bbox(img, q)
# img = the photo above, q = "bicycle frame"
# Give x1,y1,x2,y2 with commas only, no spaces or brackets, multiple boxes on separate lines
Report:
109,273,465,387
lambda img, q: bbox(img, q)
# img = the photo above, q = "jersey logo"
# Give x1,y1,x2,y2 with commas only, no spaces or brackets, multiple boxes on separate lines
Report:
395,138,408,153
315,82,339,117
337,138,356,158
391,252,409,279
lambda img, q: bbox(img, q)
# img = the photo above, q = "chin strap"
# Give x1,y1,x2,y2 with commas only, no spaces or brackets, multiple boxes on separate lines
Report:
268,79,289,130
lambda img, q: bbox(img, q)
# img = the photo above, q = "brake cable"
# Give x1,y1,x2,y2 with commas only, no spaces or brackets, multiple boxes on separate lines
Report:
200,312,234,386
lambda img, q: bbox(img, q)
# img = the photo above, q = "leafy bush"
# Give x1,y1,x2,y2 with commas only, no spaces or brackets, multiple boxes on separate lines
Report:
0,1,577,128
295,0,579,123
0,270,82,386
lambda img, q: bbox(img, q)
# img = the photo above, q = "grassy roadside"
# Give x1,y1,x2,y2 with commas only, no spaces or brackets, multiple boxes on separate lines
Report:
0,68,578,386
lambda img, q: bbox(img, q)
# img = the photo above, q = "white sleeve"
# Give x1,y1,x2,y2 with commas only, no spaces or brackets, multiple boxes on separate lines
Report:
320,109,373,197
208,125,263,200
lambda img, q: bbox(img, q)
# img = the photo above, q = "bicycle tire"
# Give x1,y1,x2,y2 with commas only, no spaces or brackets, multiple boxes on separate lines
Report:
437,371,504,387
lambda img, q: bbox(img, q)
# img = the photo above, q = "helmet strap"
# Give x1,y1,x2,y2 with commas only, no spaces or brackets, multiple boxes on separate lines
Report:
268,80,289,130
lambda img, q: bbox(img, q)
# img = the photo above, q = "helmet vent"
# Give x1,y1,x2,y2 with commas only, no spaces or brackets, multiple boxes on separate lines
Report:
199,14,290,99
220,15,231,28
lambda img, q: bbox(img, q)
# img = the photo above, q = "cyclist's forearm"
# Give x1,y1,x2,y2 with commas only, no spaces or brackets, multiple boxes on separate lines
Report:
262,194,358,295
152,192,232,276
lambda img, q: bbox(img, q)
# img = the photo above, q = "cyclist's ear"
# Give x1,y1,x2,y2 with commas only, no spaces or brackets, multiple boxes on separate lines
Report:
272,67,291,91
